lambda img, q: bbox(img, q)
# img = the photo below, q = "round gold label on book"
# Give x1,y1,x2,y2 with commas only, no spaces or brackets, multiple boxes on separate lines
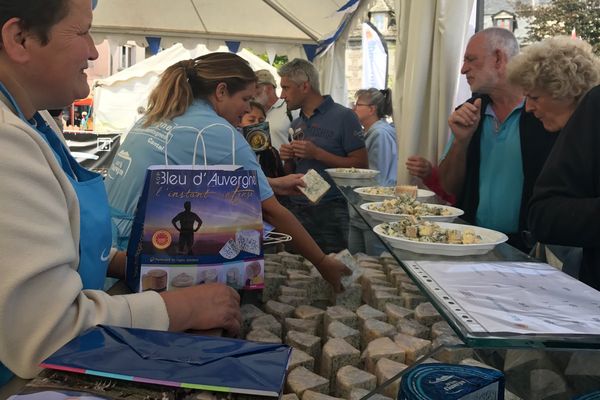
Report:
152,230,172,250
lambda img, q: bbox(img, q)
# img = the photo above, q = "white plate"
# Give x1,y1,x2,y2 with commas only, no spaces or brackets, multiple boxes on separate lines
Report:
360,202,464,223
354,186,435,202
325,168,380,179
373,222,508,256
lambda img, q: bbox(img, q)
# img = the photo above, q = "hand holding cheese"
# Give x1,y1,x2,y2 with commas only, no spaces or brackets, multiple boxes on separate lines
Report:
299,169,330,204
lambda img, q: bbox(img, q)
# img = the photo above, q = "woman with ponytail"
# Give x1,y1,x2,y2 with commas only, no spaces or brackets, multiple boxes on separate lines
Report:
106,53,350,292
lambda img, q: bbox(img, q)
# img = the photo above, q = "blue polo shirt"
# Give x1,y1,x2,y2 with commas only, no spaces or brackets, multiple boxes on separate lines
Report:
442,101,524,233
290,95,365,202
476,102,524,233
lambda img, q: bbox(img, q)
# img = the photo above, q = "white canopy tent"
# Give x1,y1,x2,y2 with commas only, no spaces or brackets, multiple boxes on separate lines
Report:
92,44,279,133
91,0,476,186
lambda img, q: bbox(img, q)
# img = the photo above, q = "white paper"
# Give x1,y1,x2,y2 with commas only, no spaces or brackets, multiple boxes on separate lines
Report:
407,261,600,335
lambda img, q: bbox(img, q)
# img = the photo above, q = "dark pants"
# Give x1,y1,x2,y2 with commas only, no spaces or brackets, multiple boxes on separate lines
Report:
178,231,194,254
287,198,349,254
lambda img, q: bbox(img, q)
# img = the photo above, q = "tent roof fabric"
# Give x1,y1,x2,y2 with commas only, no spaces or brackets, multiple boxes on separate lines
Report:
92,0,355,52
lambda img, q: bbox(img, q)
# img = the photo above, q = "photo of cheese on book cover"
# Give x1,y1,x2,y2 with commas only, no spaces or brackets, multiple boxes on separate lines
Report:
299,169,331,204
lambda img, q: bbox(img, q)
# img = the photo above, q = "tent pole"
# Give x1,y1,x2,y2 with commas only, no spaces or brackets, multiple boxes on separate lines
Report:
262,0,320,42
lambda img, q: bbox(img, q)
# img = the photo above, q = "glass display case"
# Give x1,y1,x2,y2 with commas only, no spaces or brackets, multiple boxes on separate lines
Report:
336,177,600,399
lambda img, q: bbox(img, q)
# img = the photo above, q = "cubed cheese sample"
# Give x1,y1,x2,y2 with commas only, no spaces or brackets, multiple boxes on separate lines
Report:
240,303,266,336
384,303,414,325
286,330,322,362
335,365,376,398
393,333,432,364
372,291,404,311
281,394,300,400
361,337,406,374
401,292,427,309
320,338,360,387
326,321,360,349
262,273,286,303
400,281,421,295
250,314,282,338
431,335,473,364
286,366,329,397
361,319,397,349
285,317,320,337
349,388,392,400
289,348,315,372
280,285,308,298
278,295,309,307
324,305,358,331
302,390,342,400
265,300,296,323
245,328,282,344
358,260,384,270
395,317,429,339
374,358,408,398
414,302,443,326
331,283,361,309
299,168,331,204
356,304,387,328
430,320,454,339
294,305,326,324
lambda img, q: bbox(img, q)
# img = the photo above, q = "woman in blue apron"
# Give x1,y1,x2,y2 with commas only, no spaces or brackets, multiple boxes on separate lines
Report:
0,0,240,386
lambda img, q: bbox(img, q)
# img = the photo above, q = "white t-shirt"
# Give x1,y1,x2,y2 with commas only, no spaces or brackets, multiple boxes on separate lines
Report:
266,98,298,151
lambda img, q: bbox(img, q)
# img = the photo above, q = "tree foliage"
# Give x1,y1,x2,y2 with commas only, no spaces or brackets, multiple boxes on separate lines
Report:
514,0,600,53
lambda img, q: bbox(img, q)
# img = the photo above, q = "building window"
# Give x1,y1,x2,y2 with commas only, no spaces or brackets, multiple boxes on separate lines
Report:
119,45,133,70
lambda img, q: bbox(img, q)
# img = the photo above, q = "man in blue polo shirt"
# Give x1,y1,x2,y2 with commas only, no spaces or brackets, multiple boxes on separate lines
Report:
279,59,368,253
438,28,556,251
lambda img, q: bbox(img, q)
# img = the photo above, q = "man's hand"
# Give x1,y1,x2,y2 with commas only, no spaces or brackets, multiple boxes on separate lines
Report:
406,156,433,179
448,98,482,143
315,255,352,293
291,140,320,160
279,143,295,161
268,174,306,196
161,283,241,337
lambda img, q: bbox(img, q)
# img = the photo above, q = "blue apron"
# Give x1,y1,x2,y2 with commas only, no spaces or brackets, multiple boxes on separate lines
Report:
0,83,112,385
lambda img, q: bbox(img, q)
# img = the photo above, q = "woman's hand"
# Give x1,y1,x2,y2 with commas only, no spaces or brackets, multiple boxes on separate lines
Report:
268,174,306,196
315,255,352,293
161,283,241,336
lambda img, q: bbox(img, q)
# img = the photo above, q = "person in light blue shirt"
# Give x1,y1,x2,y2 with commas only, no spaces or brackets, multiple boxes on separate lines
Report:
106,53,350,292
348,88,396,255
352,88,397,186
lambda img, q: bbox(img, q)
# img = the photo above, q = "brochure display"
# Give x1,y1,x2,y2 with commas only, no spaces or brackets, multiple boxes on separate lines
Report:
126,126,264,293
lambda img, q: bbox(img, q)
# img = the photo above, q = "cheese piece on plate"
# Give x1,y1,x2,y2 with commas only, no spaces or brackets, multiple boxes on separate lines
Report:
300,169,331,204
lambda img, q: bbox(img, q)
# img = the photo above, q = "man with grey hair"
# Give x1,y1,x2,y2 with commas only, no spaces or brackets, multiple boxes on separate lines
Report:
438,27,556,251
278,58,367,253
